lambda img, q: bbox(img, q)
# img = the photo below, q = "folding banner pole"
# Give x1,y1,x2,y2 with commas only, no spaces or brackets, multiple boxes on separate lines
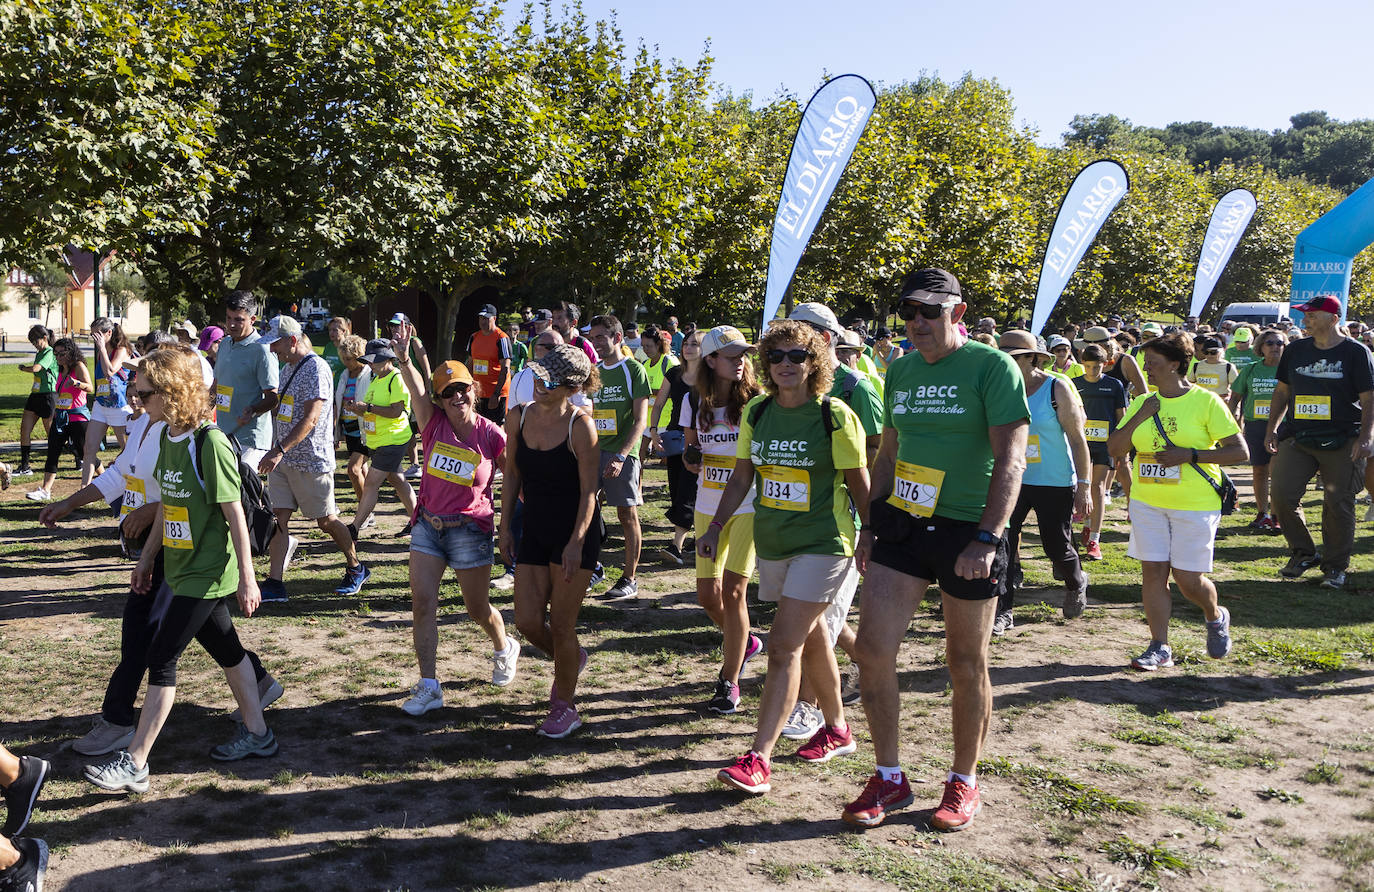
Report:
1029,160,1129,335
1189,189,1257,321
760,74,876,328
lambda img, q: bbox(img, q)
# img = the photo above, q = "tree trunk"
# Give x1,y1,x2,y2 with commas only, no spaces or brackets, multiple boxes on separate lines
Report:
435,285,462,365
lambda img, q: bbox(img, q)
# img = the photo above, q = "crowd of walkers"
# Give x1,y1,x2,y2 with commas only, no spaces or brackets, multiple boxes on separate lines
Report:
5,274,1374,884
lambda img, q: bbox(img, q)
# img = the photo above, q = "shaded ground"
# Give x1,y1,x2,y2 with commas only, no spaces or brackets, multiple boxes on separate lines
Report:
2,459,1374,891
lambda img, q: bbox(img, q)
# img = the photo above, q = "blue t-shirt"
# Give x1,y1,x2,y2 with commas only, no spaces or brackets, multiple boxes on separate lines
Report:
213,332,280,450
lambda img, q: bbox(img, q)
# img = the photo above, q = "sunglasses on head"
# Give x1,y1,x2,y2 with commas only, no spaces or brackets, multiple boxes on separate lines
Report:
766,348,812,365
897,302,950,321
440,383,472,399
135,388,157,401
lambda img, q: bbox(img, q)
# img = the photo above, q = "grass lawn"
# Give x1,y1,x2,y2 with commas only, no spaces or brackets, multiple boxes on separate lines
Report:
2,450,1373,890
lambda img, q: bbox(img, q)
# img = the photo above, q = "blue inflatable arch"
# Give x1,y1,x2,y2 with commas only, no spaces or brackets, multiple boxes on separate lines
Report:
1290,176,1374,322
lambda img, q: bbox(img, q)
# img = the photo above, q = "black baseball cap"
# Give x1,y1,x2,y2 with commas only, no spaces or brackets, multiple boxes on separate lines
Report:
898,268,962,304
478,303,498,318
533,308,553,322
387,312,411,326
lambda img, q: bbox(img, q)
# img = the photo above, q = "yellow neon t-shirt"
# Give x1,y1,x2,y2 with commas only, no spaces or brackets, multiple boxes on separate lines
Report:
1121,386,1239,512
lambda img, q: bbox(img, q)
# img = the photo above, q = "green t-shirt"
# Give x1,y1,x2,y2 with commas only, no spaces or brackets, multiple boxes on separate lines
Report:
30,346,58,394
736,394,866,560
321,342,345,381
1233,361,1279,422
831,365,884,438
157,425,241,598
363,370,413,447
882,340,1030,524
1225,345,1257,367
594,358,652,455
511,339,529,374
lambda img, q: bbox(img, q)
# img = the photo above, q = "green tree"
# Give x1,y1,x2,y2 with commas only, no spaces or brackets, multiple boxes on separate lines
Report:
19,256,71,329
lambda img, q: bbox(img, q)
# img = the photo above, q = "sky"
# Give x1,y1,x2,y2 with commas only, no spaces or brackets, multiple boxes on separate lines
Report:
573,0,1371,143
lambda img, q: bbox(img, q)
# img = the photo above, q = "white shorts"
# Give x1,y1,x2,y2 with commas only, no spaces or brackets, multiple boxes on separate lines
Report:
757,553,858,647
90,402,133,427
1126,499,1221,573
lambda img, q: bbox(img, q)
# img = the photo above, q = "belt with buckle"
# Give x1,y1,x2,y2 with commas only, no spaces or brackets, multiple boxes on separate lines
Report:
419,507,473,531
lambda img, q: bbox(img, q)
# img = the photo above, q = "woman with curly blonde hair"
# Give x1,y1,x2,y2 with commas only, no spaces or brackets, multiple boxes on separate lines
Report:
699,319,870,794
83,347,279,794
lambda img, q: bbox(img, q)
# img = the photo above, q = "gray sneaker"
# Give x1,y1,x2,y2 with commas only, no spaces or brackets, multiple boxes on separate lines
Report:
229,673,284,722
84,750,150,793
1206,606,1233,658
73,716,136,756
1320,569,1347,590
780,701,824,740
1064,574,1089,619
840,664,862,706
210,723,279,761
604,576,639,600
991,610,1014,637
1130,641,1174,671
1280,553,1320,578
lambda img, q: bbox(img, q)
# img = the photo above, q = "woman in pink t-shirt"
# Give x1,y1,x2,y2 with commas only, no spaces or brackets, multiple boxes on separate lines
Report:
393,349,517,717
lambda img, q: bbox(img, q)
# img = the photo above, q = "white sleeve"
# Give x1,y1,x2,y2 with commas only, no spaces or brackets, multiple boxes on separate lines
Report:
91,415,146,503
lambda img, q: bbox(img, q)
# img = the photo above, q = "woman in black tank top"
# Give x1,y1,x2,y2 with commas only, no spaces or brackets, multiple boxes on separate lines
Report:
499,345,601,739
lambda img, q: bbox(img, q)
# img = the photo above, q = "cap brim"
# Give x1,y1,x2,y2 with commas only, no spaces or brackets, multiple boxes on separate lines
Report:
900,290,961,305
710,343,754,357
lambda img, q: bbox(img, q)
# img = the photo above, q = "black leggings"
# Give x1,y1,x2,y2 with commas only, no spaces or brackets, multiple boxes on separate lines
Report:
145,584,249,687
1000,484,1085,613
664,453,697,530
44,418,88,474
104,555,268,723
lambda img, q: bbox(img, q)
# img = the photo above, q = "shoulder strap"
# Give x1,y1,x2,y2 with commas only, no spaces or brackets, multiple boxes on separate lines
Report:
837,367,857,404
567,409,578,459
748,395,774,428
1150,412,1225,498
821,395,836,436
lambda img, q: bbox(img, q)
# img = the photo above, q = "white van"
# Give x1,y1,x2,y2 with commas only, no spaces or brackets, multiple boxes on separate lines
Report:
1218,302,1292,327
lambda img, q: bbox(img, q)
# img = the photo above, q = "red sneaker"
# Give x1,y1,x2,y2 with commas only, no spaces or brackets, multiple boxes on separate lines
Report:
717,751,770,794
842,771,913,827
1079,525,1089,548
1084,540,1102,561
930,778,982,831
797,724,856,763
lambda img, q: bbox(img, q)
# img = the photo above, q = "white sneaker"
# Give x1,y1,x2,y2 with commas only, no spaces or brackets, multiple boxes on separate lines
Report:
25,488,50,502
361,515,377,531
401,682,443,716
490,569,515,590
73,716,136,756
282,536,300,573
492,637,520,686
780,701,824,740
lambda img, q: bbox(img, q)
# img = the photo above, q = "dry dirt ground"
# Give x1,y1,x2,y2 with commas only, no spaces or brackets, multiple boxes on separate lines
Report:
2,466,1373,891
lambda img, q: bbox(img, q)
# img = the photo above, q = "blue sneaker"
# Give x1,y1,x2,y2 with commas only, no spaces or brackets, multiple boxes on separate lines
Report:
1130,641,1174,671
1206,606,1233,658
259,578,288,603
334,562,371,595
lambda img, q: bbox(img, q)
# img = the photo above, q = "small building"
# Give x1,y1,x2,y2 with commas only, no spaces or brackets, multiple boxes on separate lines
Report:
1,247,150,343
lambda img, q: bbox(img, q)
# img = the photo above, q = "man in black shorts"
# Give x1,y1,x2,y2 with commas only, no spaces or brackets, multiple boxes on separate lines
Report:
844,268,1030,832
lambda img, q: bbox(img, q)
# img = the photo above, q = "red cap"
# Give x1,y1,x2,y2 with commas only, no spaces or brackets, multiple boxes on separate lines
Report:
1292,295,1342,315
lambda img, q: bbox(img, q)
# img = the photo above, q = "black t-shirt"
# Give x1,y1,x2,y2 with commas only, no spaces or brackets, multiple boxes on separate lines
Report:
1276,336,1374,436
1073,373,1129,435
664,364,691,433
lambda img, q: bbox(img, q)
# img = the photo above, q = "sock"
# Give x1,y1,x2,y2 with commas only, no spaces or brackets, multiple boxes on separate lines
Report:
948,770,976,787
1087,529,1100,545
877,764,902,783
750,750,769,767
20,444,30,466
831,721,849,735
420,677,440,692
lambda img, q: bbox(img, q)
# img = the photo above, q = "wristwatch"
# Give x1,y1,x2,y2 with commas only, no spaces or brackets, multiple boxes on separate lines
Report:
973,529,1002,547
615,453,628,463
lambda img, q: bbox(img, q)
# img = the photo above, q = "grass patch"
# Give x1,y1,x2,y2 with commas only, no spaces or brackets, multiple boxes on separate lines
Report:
1243,639,1347,671
832,838,1032,891
1161,804,1227,831
1099,835,1192,877
1257,788,1304,803
979,757,1144,817
1303,758,1343,785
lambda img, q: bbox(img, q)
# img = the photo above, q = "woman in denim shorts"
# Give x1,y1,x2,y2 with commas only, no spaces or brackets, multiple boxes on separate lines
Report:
393,343,518,717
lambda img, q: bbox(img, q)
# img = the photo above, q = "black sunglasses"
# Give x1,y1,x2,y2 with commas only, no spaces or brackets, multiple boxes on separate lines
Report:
440,383,473,399
766,348,812,365
897,302,949,321
135,388,158,401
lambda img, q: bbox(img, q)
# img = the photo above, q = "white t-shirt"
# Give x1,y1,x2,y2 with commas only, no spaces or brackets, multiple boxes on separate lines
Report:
93,412,167,511
678,400,754,518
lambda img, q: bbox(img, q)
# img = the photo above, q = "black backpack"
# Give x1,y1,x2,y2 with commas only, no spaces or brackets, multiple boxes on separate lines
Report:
748,395,838,436
193,425,279,555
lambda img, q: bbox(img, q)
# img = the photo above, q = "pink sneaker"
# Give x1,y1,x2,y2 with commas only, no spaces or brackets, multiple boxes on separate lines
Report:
797,724,856,763
536,699,582,739
930,778,982,831
717,751,770,794
842,771,913,827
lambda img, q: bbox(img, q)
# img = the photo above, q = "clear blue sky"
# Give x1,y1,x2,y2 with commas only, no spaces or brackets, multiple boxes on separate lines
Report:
575,0,1370,142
